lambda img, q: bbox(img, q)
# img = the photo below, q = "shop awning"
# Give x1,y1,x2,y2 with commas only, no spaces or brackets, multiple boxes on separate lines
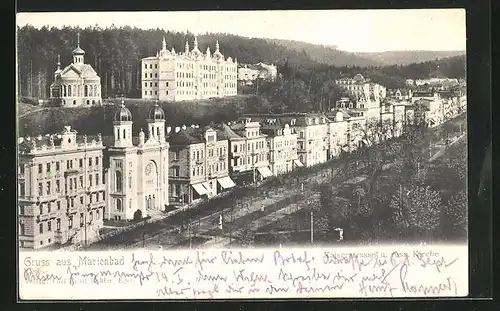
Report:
257,166,273,178
218,176,236,189
192,183,208,196
202,181,211,192
293,159,304,167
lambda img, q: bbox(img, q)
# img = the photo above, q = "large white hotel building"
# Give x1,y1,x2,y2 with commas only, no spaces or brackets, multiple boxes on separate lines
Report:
141,37,238,102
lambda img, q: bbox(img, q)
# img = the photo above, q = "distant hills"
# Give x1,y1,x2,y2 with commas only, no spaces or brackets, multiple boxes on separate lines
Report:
354,50,466,66
265,38,378,67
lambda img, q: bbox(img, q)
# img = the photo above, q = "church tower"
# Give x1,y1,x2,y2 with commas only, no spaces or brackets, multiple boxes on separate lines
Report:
72,33,85,64
113,101,134,147
146,101,166,142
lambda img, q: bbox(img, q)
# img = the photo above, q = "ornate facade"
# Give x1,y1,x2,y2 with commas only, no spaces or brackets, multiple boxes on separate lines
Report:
104,103,170,221
141,37,238,102
18,126,105,249
49,33,102,107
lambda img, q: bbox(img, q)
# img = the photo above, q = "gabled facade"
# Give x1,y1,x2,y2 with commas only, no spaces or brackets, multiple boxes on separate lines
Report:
167,125,234,204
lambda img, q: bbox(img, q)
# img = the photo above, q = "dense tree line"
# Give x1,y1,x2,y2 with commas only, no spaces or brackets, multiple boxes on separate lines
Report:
18,25,465,101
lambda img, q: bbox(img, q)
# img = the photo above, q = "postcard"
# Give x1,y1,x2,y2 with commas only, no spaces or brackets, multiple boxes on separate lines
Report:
16,9,467,300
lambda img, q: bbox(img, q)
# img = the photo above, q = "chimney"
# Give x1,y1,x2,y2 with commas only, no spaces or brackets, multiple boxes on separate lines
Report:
191,124,196,128
64,125,71,132
167,126,172,134
182,125,187,130
195,125,199,129
18,137,24,144
37,135,43,140
175,127,180,133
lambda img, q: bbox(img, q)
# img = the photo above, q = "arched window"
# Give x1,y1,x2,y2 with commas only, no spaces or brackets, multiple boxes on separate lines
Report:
84,85,88,97
122,129,126,139
116,198,122,212
73,100,76,105
68,85,72,96
63,85,67,97
87,100,90,105
116,171,122,192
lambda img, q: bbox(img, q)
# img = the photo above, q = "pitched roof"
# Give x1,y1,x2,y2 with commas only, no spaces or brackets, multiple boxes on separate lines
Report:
216,123,244,140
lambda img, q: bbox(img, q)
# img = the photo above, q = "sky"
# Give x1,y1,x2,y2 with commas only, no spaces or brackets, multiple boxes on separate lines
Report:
16,9,466,53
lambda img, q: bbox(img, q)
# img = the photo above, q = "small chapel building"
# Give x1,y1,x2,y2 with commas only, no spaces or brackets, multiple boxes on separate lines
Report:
49,33,102,107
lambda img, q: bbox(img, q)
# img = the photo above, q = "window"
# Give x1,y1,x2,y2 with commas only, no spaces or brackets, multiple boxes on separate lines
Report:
38,182,43,196
173,167,180,177
48,221,52,232
96,157,99,166
39,223,43,234
117,199,122,212
96,174,99,186
38,164,43,174
56,219,61,230
155,73,158,78
96,209,100,220
89,158,92,166
46,181,51,195
145,64,147,69
19,182,25,197
56,162,60,171
46,163,51,173
150,73,152,78
155,64,157,69
149,64,152,69
20,223,25,236
80,213,84,226
90,193,93,204
79,176,83,188
80,196,84,205
116,171,122,192
57,201,61,210
68,216,73,229
145,73,147,78
89,174,93,187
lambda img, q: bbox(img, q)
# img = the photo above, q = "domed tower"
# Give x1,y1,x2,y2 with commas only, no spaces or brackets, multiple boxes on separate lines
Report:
113,101,133,147
146,101,166,142
72,32,85,64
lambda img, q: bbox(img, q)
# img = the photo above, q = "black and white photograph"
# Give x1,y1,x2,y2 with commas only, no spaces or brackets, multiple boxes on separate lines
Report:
16,9,469,299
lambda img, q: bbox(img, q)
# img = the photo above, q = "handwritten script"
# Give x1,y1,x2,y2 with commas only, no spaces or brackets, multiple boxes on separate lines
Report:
19,245,468,299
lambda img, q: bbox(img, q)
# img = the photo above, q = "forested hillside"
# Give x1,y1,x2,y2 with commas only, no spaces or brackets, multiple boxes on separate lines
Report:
355,50,465,66
17,25,466,101
265,38,379,67
17,25,318,100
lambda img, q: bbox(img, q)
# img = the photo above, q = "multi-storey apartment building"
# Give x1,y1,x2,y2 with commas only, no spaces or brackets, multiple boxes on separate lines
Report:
326,111,350,159
167,126,234,204
18,126,105,249
104,103,169,221
217,120,272,184
244,113,328,167
49,33,102,107
141,37,238,102
237,63,277,86
259,119,299,175
336,74,387,104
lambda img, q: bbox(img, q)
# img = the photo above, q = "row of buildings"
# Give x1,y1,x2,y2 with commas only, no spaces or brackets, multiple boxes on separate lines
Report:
49,34,278,106
18,87,466,249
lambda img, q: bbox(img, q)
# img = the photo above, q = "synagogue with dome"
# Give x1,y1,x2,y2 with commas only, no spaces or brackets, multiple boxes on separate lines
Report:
104,102,170,221
49,33,102,107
